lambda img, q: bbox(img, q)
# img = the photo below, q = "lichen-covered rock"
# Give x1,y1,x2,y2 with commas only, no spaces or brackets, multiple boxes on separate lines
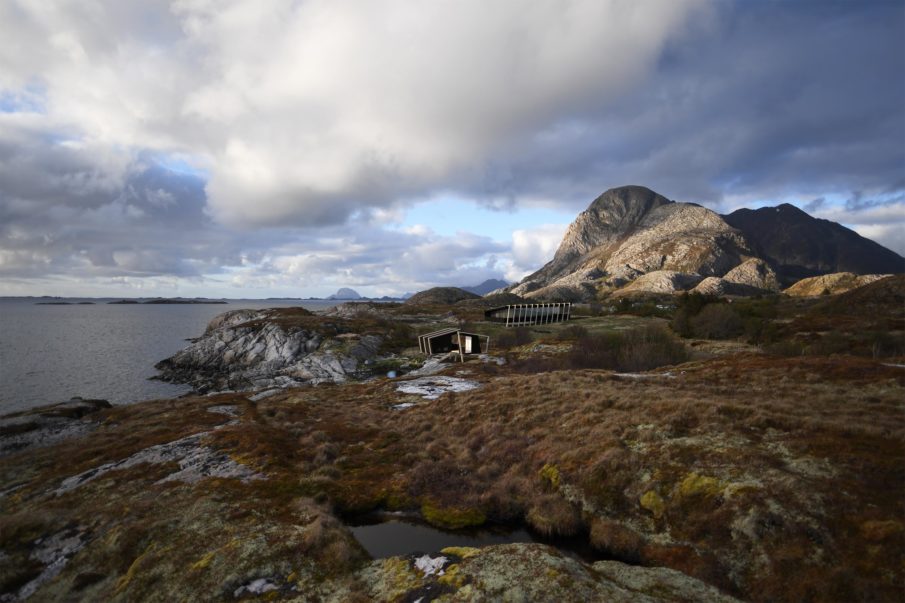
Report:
352,544,740,602
0,397,111,457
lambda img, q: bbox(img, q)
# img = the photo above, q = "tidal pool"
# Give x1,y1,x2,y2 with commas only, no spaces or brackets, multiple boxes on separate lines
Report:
347,513,598,561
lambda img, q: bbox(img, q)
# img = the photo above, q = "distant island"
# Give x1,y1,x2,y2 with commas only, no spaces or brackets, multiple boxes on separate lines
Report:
327,287,362,300
107,299,228,305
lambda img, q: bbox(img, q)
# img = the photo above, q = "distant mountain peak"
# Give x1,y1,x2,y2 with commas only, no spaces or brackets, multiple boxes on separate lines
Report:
462,279,508,296
327,288,361,300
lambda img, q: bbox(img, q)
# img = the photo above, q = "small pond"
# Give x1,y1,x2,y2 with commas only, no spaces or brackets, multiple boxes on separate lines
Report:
347,513,599,561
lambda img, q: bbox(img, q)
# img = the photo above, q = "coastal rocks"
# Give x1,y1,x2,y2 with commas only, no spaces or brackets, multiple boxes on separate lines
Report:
0,527,88,602
0,398,111,457
154,310,383,393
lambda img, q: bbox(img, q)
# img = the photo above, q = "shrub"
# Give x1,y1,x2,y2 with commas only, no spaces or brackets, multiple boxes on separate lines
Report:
495,326,534,349
513,325,687,373
525,493,583,537
614,326,689,372
689,304,744,339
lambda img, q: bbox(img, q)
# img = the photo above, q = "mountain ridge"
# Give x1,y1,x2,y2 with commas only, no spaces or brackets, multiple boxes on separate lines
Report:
507,185,903,301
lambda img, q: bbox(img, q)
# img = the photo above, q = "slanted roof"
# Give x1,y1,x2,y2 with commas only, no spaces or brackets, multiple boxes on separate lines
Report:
418,327,460,339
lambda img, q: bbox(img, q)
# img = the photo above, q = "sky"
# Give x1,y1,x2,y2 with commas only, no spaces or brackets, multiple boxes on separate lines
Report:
0,0,903,298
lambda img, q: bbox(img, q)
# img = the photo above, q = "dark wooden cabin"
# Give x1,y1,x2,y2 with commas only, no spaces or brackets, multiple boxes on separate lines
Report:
418,328,490,360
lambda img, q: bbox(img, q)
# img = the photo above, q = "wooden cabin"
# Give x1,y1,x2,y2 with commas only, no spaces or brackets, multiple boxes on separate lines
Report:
484,302,571,327
418,328,490,361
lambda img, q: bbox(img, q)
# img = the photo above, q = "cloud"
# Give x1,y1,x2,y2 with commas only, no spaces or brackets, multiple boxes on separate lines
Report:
0,1,903,296
0,0,710,228
509,224,569,281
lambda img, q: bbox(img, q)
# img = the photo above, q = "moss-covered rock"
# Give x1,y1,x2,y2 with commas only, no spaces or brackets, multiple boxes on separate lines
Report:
421,500,486,529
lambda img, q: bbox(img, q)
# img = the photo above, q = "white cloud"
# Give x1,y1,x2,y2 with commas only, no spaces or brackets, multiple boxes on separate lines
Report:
508,223,568,281
0,0,709,228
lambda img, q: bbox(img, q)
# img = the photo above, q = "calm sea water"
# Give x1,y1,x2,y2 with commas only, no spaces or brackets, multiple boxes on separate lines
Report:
0,298,336,414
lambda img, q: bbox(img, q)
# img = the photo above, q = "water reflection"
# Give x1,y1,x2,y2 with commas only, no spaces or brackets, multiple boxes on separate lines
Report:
348,516,539,559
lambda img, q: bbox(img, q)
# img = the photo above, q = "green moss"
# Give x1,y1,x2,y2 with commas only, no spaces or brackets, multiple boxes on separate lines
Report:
639,490,665,519
189,550,215,571
440,546,481,559
539,463,561,489
421,501,486,529
676,473,724,499
437,563,466,588
115,542,157,594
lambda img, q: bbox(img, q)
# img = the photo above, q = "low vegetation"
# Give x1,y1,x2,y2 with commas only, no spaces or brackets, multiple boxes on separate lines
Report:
2,279,903,600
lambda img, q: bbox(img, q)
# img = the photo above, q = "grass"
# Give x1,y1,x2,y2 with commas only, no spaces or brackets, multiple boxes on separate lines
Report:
2,292,904,601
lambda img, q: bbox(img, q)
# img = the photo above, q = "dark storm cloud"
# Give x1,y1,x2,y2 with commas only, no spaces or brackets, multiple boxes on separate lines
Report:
459,0,905,213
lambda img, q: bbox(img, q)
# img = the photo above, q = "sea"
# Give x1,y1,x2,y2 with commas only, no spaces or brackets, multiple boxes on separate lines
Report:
0,298,337,414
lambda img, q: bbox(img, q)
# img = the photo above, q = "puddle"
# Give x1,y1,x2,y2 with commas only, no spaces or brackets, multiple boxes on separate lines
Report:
347,513,599,562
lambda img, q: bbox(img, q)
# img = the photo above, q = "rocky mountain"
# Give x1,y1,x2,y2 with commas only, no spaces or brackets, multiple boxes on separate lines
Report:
462,278,508,296
508,185,903,300
327,287,362,300
723,204,905,283
511,186,754,300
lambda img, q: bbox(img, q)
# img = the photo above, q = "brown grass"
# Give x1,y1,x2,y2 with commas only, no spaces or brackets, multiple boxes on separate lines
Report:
2,332,903,600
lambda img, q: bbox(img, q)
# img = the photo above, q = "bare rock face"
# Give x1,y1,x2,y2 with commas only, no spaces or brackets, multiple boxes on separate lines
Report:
784,272,891,297
155,310,382,393
511,186,754,301
612,271,703,296
722,258,781,291
691,277,767,297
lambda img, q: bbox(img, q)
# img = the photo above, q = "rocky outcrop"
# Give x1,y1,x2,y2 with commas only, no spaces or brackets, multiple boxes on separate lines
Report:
691,277,768,297
611,271,703,296
324,301,392,319
154,309,383,393
784,272,891,297
405,287,480,305
355,544,740,602
0,398,111,457
723,204,905,283
511,186,754,301
722,258,780,291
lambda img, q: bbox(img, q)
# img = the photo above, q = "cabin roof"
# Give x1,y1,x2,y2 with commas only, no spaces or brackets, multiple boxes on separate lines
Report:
418,327,460,339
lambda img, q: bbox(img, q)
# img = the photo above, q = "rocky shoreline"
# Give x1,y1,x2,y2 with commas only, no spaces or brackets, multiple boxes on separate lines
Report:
153,308,388,393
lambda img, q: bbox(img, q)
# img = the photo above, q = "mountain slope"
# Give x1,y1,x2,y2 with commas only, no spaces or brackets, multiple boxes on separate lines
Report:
462,279,508,296
722,204,904,283
511,185,754,300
